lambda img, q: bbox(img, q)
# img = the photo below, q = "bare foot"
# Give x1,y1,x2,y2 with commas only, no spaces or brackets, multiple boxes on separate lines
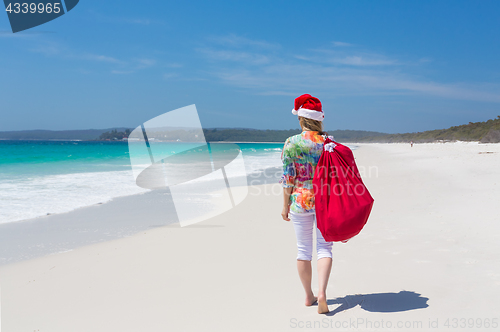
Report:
305,295,317,306
317,296,329,314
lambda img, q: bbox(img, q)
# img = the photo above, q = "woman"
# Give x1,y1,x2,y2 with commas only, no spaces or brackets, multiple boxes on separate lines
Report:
280,94,333,314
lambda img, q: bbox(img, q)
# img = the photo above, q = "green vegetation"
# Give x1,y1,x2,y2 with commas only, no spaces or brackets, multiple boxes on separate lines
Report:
203,128,299,142
326,130,388,142
1,117,499,143
93,128,387,143
354,116,500,143
202,128,386,142
98,129,131,140
0,128,132,141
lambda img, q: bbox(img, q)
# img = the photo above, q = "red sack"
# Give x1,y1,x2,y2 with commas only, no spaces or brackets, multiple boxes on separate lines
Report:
313,137,374,242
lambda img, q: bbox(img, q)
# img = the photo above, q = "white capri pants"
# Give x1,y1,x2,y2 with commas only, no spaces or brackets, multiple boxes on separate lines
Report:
290,211,333,261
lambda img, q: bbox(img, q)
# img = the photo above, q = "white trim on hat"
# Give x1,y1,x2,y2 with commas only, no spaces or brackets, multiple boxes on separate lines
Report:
291,108,324,122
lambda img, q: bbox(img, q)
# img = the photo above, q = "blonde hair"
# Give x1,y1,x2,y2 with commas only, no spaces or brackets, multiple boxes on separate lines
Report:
299,116,327,136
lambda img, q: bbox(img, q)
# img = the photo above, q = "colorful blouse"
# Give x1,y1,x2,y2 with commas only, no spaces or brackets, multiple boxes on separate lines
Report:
279,131,325,213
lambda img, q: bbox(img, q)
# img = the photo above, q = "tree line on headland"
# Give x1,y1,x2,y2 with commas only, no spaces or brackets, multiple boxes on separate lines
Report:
1,116,499,143
94,116,500,143
95,128,386,142
98,129,131,140
353,115,500,143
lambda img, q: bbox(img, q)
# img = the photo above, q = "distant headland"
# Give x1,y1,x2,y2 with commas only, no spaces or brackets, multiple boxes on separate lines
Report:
0,116,499,143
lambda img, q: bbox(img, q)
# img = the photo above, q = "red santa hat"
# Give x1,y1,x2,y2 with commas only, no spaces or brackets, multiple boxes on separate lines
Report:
291,94,324,122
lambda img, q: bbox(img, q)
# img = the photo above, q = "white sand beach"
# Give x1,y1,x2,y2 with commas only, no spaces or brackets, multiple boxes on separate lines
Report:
0,142,499,331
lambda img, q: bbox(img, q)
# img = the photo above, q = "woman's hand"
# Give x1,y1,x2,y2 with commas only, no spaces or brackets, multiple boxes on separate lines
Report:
281,204,290,221
282,187,293,221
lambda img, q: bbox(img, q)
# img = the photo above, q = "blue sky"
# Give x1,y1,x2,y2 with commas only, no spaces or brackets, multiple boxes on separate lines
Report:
1,0,500,133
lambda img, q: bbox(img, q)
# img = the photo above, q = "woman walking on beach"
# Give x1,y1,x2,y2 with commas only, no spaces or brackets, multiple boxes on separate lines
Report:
280,94,333,314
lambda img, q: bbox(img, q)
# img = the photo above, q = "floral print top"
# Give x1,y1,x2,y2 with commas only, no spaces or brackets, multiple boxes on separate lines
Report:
280,131,325,213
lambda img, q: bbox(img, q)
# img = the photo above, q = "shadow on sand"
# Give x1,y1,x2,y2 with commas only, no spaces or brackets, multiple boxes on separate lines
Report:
324,291,429,316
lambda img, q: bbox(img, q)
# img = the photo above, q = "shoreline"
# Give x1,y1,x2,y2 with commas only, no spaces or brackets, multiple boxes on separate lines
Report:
343,140,500,144
0,138,286,143
0,142,498,330
0,139,285,225
1,141,495,226
0,167,282,265
2,140,497,260
0,165,281,226
3,137,499,144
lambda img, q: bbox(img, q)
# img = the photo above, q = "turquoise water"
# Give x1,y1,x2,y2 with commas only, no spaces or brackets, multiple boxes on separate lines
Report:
0,140,131,180
0,140,284,223
0,140,284,179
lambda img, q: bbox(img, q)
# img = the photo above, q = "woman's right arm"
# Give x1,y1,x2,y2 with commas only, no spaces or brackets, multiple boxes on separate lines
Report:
281,187,293,221
280,138,296,221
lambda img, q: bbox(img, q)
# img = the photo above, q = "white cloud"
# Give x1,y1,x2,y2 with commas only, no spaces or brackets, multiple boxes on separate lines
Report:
165,63,183,68
197,48,270,65
84,54,123,63
136,58,157,69
331,55,396,66
138,58,156,65
419,57,433,63
111,70,134,74
301,49,399,66
88,10,165,26
30,43,62,56
27,38,161,74
122,18,152,25
118,17,165,25
29,40,126,65
332,41,353,47
196,35,500,103
163,73,178,80
207,34,280,50
0,32,31,38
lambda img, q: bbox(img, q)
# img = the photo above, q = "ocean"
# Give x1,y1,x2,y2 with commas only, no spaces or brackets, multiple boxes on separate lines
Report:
0,140,284,224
